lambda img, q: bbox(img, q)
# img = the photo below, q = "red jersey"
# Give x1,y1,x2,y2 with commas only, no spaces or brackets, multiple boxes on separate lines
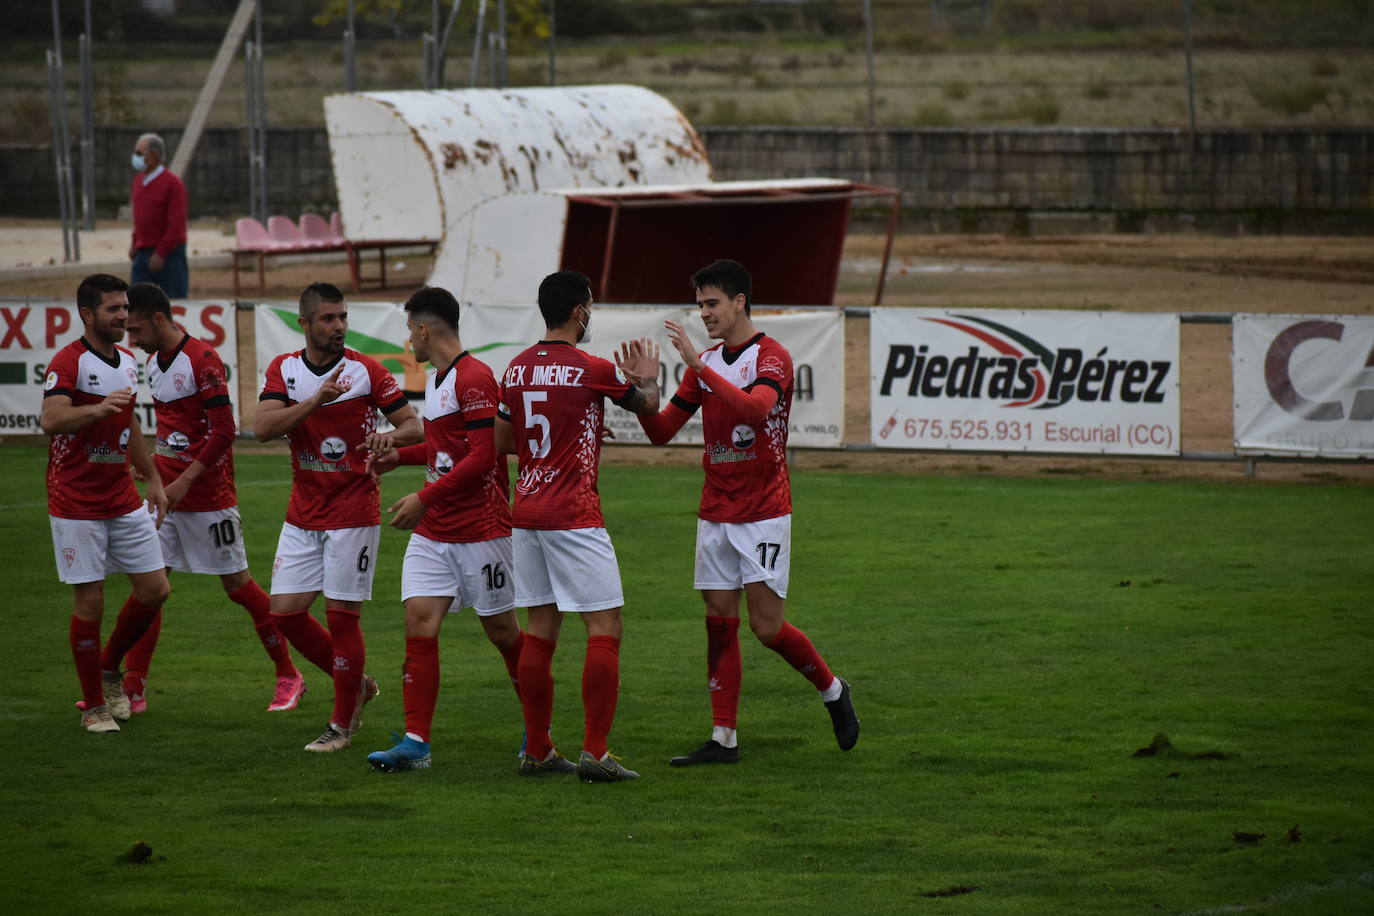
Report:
44,338,143,520
673,332,793,523
497,341,635,530
413,352,511,543
148,334,236,512
259,348,408,530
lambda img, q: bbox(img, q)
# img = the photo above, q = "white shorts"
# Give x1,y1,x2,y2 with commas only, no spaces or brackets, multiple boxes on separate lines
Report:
158,506,250,576
695,515,792,599
50,507,165,585
513,527,624,613
401,533,515,616
271,522,381,602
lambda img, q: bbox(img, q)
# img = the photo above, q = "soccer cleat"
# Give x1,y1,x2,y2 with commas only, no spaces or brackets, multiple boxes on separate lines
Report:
267,670,307,712
81,704,120,734
102,671,132,721
367,732,432,773
518,748,578,777
128,694,148,715
669,739,739,767
304,724,352,753
348,674,380,733
577,750,640,783
825,677,860,751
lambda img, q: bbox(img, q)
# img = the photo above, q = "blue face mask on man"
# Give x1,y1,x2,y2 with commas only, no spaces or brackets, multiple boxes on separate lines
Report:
131,152,146,171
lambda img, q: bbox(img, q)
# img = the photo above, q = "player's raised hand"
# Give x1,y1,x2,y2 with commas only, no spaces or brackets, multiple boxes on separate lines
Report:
314,363,347,405
96,387,135,419
387,492,426,530
664,320,704,370
616,336,661,382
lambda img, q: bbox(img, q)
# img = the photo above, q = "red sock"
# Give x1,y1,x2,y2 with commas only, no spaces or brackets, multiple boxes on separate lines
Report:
706,616,742,729
228,581,296,677
517,634,557,759
498,629,525,697
403,636,440,743
582,635,621,760
121,608,162,696
101,595,162,672
70,616,104,709
765,622,834,691
271,609,334,675
326,607,365,729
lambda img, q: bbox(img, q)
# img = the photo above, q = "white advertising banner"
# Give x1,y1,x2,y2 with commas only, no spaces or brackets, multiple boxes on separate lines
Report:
258,302,845,449
458,304,845,448
1233,314,1374,458
871,308,1180,455
1,299,240,435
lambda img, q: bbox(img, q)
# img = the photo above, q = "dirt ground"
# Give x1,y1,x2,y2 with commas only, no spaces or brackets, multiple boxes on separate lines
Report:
5,231,1371,485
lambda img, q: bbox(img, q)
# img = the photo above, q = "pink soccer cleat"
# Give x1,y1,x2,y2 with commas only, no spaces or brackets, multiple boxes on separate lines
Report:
268,670,307,712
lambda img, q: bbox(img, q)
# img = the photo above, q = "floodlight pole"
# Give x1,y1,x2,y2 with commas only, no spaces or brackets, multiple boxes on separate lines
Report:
497,0,508,88
345,0,357,92
435,0,464,88
49,0,80,262
470,0,487,86
80,0,95,229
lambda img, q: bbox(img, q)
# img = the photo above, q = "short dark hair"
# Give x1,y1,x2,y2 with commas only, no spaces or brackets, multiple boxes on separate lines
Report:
691,259,752,314
537,270,591,329
76,274,129,314
127,282,173,319
299,281,344,319
404,286,460,331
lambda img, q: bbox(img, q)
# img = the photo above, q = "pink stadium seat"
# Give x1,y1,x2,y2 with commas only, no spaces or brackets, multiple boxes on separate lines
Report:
266,215,305,247
234,216,276,252
299,213,340,249
329,211,345,241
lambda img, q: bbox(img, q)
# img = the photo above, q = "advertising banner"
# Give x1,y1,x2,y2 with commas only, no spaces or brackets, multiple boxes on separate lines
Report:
1,299,239,435
871,308,1180,455
1233,314,1374,458
256,302,845,448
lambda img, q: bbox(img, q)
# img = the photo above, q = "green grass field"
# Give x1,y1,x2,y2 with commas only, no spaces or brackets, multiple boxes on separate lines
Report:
2,442,1371,914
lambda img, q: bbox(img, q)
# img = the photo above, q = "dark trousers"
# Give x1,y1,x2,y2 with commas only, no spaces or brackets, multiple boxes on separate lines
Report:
131,244,189,299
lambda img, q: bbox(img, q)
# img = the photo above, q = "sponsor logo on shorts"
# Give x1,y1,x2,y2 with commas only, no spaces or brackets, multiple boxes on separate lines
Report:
272,556,282,576
63,547,76,568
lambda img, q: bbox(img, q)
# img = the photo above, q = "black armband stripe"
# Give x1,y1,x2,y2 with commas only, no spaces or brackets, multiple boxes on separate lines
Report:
380,395,410,415
202,394,232,409
747,378,785,399
44,387,76,399
259,391,289,403
464,416,495,430
611,385,638,409
670,394,701,415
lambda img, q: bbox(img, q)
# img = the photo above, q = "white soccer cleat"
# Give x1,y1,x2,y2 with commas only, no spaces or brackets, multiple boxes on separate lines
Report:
304,724,352,753
102,671,132,721
81,704,121,734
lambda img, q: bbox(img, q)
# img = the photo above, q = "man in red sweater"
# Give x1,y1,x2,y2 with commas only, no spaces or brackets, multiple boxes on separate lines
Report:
128,134,189,299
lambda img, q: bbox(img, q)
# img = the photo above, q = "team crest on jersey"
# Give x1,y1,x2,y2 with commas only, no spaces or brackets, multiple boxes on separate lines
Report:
732,424,756,449
119,428,131,451
439,388,452,410
44,371,58,391
320,437,348,462
174,372,188,391
63,547,76,568
337,371,354,391
126,368,139,387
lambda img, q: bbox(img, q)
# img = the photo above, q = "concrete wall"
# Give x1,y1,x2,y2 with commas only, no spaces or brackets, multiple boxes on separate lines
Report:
5,126,1371,230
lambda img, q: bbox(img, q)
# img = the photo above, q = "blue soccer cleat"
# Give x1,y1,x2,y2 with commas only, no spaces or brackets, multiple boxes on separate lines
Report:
367,732,432,773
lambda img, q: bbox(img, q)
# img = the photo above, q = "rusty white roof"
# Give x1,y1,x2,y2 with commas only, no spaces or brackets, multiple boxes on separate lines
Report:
323,85,713,244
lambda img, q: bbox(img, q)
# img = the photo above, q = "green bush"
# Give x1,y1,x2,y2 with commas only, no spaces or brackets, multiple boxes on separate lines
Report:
1250,80,1329,116
913,102,957,126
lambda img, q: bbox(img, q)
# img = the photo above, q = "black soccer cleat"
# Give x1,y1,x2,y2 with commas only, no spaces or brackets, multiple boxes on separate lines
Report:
825,677,860,751
669,739,740,767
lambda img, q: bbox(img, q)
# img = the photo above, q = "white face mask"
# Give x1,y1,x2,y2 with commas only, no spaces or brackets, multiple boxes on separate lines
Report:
577,306,592,342
131,152,146,171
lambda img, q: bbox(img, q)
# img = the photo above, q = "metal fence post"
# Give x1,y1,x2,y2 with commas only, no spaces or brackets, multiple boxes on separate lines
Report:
80,0,95,230
344,0,357,92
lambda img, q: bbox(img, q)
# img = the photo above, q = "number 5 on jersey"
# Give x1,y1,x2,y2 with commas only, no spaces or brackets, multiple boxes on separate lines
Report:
523,390,551,458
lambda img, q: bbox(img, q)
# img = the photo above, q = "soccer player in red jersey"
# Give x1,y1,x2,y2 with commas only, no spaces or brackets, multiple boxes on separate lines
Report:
364,287,525,773
495,270,661,782
635,259,859,765
42,274,172,734
116,283,303,713
255,282,421,753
